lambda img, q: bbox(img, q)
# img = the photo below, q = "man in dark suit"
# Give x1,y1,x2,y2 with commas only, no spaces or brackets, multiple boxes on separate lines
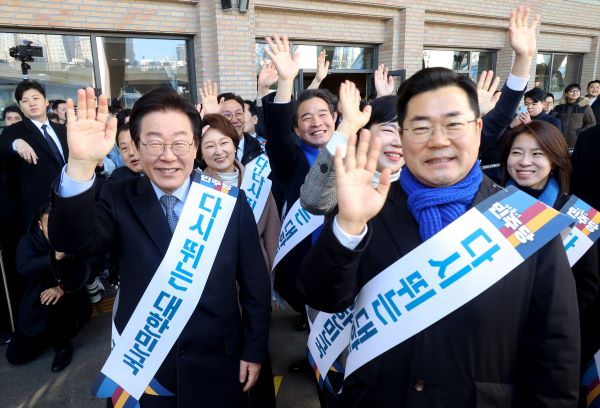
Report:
0,80,68,231
49,87,271,407
298,64,580,407
110,123,143,181
219,93,264,166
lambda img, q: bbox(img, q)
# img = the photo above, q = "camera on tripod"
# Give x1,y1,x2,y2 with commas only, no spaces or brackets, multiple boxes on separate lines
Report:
9,40,44,79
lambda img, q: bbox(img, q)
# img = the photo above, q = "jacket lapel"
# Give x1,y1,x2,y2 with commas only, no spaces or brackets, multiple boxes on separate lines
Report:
21,118,58,162
49,122,69,161
131,177,172,254
377,182,422,254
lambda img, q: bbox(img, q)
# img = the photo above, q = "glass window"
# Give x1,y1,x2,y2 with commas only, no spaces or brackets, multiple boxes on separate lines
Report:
423,49,495,81
96,37,190,108
255,42,374,72
0,32,94,112
535,52,582,99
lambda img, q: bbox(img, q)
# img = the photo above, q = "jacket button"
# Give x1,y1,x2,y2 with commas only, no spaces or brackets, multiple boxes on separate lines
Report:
320,163,329,173
414,379,425,391
179,350,186,358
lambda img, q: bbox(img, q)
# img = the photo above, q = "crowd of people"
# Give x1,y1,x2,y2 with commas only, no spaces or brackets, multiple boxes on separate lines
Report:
1,5,600,408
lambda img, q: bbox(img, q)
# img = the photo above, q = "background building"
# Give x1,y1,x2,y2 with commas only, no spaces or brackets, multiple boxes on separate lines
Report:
0,0,599,118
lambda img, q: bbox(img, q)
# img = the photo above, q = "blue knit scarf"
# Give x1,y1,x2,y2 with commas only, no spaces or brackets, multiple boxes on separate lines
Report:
400,162,483,241
507,177,559,207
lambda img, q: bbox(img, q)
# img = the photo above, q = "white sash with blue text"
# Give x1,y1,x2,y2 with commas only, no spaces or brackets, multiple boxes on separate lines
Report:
240,154,272,223
101,174,238,400
307,186,573,381
559,195,600,266
271,199,324,270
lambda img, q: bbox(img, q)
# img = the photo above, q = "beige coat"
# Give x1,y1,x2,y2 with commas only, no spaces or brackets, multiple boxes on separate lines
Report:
202,160,281,271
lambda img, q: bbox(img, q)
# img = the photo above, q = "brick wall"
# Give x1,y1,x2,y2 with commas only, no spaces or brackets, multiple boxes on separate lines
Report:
1,0,599,98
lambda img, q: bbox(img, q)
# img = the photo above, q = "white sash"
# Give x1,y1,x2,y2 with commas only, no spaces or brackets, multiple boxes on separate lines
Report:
101,174,238,400
239,154,272,223
559,195,600,266
307,186,573,381
271,199,324,270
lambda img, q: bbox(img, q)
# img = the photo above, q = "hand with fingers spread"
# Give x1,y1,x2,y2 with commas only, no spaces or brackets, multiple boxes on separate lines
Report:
477,70,502,116
335,130,391,235
40,285,64,306
374,63,395,97
314,50,330,83
336,81,372,140
257,60,279,97
199,80,221,115
65,87,117,181
264,35,300,103
239,360,261,392
14,138,38,165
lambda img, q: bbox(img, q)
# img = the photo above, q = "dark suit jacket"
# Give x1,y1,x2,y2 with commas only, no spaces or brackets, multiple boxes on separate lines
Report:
591,98,600,126
110,166,142,182
240,132,264,166
0,118,68,230
298,177,580,407
49,175,271,407
262,94,312,312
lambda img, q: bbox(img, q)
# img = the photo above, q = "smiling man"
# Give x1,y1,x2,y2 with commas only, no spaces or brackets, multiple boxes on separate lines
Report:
48,87,271,407
298,66,580,407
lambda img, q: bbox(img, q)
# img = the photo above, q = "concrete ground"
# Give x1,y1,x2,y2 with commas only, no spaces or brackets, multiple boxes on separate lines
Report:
0,298,320,408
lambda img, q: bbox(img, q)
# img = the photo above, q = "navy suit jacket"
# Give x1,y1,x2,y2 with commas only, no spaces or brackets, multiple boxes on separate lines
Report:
49,174,271,406
0,118,68,230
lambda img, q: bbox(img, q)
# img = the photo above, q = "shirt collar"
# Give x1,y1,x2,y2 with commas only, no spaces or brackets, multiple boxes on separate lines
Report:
150,175,192,204
30,118,51,131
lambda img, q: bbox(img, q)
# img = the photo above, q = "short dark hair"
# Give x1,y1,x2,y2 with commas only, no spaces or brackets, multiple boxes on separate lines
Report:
546,93,554,101
198,114,240,167
396,67,480,127
128,88,201,148
564,83,581,94
500,121,572,195
587,80,600,89
116,108,132,129
365,95,398,129
219,93,245,111
116,123,130,145
243,99,258,117
15,80,46,102
52,99,66,111
38,202,52,220
292,88,336,127
523,88,546,103
2,105,22,120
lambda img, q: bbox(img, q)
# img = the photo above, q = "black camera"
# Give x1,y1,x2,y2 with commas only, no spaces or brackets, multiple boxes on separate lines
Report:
9,40,44,78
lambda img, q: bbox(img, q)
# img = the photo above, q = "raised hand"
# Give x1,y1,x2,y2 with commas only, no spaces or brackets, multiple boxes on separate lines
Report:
477,70,501,116
335,130,391,235
14,138,38,165
336,80,372,139
66,87,117,181
199,80,221,115
264,35,300,82
257,60,279,96
315,50,330,83
374,63,395,97
509,6,539,58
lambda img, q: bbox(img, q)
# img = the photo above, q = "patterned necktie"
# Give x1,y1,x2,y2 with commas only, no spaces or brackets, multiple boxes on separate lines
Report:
160,195,179,234
41,124,65,166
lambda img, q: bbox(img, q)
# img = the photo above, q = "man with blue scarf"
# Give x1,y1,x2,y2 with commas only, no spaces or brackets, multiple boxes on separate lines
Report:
298,62,580,407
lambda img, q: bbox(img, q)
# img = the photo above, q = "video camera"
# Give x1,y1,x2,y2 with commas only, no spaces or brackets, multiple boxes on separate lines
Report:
9,40,44,79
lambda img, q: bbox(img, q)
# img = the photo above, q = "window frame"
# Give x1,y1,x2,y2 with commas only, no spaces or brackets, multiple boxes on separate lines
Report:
422,48,497,80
